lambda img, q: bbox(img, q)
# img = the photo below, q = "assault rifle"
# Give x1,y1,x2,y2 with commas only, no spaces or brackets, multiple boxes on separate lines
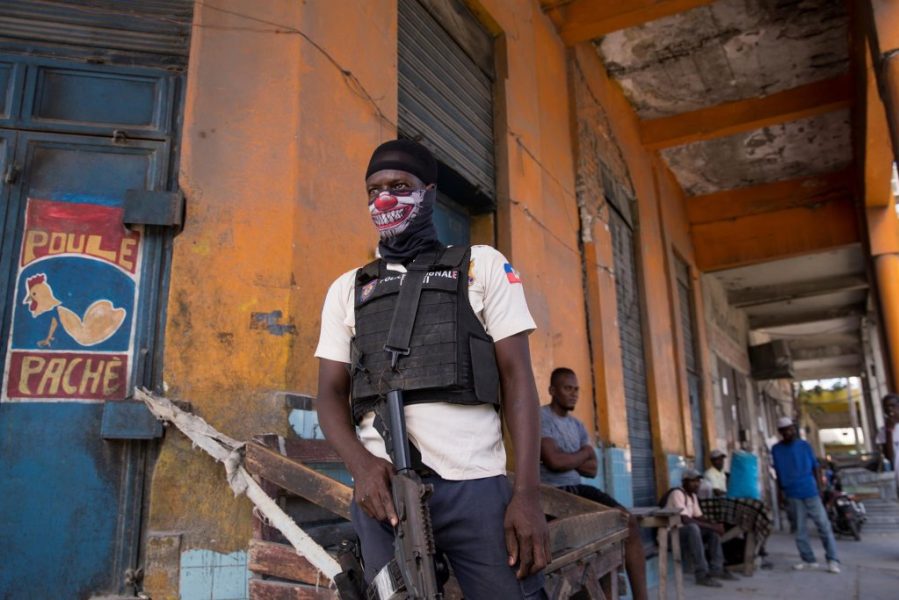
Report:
337,389,443,600
371,389,443,599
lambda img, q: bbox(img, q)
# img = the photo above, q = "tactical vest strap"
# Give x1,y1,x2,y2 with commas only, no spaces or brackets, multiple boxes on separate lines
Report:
383,250,439,362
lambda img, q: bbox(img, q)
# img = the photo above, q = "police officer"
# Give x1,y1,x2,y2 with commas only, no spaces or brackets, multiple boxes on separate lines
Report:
315,139,549,598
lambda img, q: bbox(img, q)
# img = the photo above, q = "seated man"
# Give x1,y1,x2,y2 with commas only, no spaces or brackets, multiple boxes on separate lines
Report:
539,367,647,600
663,469,736,587
703,449,728,497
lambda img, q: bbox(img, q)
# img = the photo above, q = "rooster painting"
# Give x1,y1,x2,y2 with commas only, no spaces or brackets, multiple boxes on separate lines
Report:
23,273,127,347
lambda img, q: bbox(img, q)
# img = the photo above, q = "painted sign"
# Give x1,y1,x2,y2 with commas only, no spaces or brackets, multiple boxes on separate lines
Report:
2,198,142,402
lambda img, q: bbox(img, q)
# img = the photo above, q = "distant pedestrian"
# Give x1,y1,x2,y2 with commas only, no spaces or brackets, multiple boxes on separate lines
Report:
771,417,840,574
876,393,899,494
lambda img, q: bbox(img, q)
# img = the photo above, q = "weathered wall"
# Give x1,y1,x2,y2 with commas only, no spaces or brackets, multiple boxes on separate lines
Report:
481,0,596,433
572,44,690,482
146,0,600,594
145,1,713,595
145,1,397,597
700,273,751,452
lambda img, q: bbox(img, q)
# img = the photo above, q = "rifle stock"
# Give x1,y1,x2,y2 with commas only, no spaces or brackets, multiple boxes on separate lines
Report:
390,470,441,598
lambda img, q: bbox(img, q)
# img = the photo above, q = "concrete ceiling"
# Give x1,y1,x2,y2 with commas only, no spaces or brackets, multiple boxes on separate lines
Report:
661,109,851,196
713,247,866,379
714,245,865,291
597,0,849,119
596,0,852,196
544,1,868,383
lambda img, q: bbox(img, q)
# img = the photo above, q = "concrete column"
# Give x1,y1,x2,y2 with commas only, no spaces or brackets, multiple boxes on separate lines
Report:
847,379,862,454
868,1,899,391
855,378,874,452
875,255,899,391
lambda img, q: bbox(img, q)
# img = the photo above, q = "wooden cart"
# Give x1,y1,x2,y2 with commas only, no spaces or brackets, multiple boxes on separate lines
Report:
243,435,629,599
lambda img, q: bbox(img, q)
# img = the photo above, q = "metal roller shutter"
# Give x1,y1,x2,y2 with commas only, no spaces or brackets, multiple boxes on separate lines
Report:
676,256,705,469
610,208,657,507
398,0,495,203
0,0,192,68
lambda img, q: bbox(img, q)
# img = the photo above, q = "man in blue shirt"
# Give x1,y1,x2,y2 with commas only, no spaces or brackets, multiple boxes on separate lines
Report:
771,417,840,573
539,367,647,600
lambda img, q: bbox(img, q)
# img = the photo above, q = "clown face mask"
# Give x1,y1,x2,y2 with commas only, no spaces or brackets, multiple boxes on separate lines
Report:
369,188,430,240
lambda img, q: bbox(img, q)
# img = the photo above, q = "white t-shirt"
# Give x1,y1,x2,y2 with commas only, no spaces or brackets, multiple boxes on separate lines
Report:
704,467,727,493
314,245,536,480
875,423,899,485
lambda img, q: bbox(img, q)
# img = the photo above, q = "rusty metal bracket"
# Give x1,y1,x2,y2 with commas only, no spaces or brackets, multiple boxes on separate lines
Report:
123,189,185,232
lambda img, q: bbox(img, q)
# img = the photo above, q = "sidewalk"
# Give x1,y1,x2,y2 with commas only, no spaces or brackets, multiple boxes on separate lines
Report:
665,529,899,600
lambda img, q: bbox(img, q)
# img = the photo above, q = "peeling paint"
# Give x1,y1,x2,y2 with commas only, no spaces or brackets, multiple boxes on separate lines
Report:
597,0,849,119
661,110,852,196
249,310,297,336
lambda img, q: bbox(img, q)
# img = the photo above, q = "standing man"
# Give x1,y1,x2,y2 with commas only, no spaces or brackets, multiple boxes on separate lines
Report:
876,394,899,494
315,139,549,598
771,417,840,573
662,469,734,587
539,367,648,600
704,449,728,497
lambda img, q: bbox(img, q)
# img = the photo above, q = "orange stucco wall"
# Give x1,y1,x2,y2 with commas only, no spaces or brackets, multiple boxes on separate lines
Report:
571,43,695,477
145,1,706,593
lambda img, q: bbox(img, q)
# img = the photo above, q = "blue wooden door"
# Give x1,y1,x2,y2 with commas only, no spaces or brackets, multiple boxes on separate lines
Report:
0,55,178,599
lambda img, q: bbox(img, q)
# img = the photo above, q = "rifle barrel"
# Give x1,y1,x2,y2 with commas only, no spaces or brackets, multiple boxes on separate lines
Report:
386,389,412,472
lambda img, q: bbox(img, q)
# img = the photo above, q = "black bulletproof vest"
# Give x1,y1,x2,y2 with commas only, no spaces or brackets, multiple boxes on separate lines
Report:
350,246,500,423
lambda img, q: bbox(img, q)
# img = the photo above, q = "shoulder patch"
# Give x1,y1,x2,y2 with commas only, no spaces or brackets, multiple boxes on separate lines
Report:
503,263,521,284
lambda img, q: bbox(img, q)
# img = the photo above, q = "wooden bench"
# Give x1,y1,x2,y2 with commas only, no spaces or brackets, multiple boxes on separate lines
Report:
631,507,683,600
243,435,629,599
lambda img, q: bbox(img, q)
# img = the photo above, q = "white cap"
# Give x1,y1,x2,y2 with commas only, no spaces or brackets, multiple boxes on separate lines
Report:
776,416,794,430
681,468,702,480
710,449,726,459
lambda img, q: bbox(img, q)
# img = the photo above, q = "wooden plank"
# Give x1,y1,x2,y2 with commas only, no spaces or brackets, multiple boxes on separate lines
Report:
691,199,860,272
284,439,342,463
641,75,852,149
539,482,614,519
254,436,344,464
558,0,715,44
248,540,329,585
743,530,756,576
249,578,337,600
245,442,353,520
548,510,628,555
671,527,684,600
546,531,628,573
581,562,605,600
685,169,854,225
657,528,668,600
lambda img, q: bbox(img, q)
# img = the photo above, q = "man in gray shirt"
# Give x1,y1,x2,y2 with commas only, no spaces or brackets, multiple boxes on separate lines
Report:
540,367,647,600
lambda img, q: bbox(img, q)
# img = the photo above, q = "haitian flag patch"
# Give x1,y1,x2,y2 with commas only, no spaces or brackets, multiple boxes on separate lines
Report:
503,263,521,284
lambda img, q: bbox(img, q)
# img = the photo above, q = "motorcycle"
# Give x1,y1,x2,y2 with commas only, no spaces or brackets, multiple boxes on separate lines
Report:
824,486,866,541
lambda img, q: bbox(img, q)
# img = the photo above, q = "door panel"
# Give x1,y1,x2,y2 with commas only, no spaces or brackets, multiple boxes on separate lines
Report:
23,61,173,137
0,128,17,333
610,209,657,507
0,59,24,126
0,50,177,599
0,132,168,598
1,132,167,397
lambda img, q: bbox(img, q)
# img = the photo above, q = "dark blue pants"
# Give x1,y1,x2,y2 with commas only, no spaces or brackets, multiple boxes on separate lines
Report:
350,474,546,599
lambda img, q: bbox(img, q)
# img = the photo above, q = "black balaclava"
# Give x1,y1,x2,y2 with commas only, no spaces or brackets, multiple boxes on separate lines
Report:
365,139,442,263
